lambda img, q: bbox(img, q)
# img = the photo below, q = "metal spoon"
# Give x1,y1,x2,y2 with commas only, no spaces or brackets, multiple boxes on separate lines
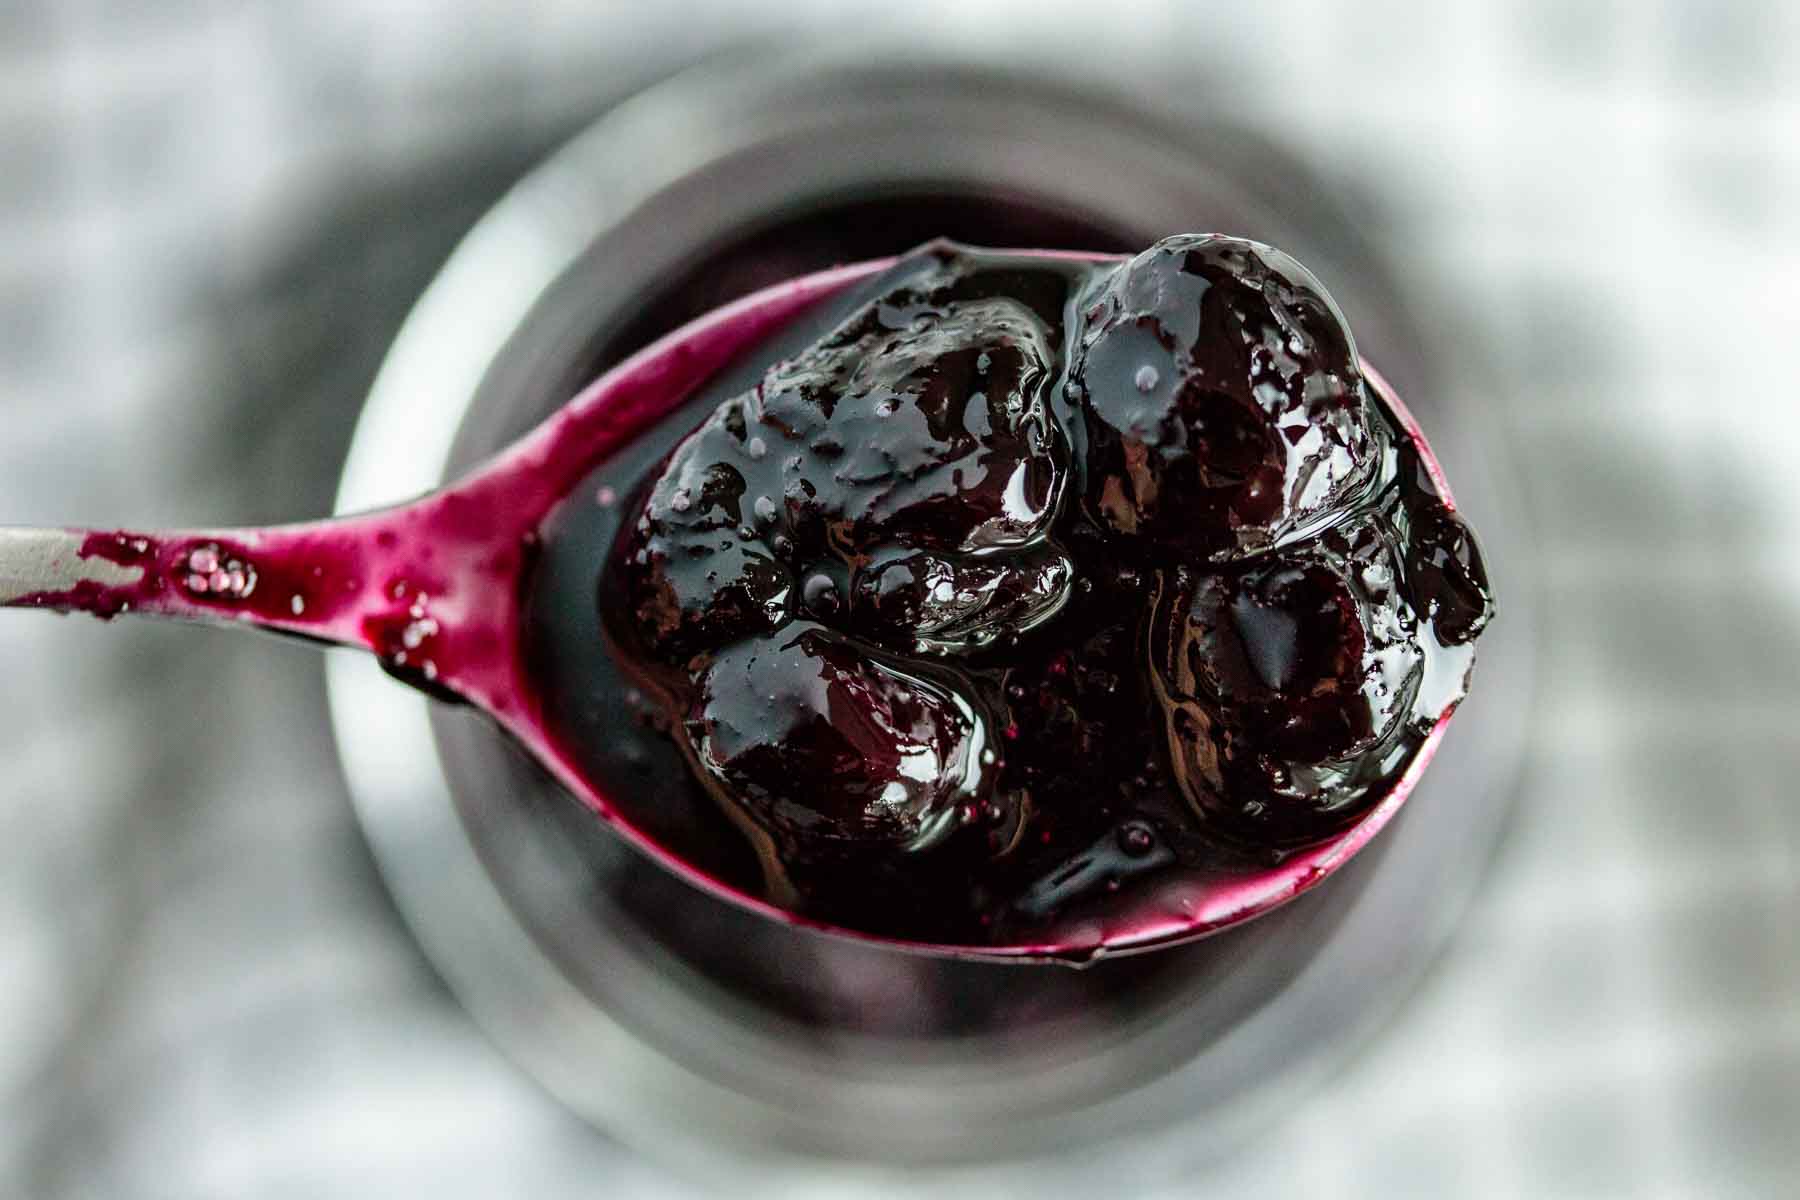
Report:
0,254,1459,963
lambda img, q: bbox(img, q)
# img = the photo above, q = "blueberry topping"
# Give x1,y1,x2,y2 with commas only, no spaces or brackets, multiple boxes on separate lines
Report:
1073,234,1376,561
691,628,990,849
1149,511,1428,844
597,236,1493,939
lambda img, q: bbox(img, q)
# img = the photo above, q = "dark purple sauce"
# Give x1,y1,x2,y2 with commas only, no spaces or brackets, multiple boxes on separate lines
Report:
561,237,1492,948
14,239,1491,957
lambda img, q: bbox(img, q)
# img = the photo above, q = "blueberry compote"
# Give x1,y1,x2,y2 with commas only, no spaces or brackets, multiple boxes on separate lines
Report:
575,235,1494,946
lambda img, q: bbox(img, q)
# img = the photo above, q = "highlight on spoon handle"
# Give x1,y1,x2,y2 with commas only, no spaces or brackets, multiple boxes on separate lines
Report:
0,527,142,609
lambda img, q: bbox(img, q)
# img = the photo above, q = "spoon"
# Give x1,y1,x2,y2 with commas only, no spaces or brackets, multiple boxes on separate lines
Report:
0,251,1461,964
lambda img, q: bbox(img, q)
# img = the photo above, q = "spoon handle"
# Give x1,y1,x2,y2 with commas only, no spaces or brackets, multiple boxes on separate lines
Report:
0,506,530,711
0,520,378,646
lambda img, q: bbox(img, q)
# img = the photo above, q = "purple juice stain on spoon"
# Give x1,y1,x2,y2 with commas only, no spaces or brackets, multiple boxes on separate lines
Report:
7,237,1492,962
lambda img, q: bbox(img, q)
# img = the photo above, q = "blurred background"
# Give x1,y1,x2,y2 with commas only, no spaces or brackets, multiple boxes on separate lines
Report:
2,2,1798,1197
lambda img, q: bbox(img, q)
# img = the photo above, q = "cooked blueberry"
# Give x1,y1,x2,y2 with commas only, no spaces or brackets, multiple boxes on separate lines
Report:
594,236,1494,937
620,400,793,661
1150,513,1424,843
756,295,1063,553
1072,234,1377,561
847,544,1074,652
689,627,992,848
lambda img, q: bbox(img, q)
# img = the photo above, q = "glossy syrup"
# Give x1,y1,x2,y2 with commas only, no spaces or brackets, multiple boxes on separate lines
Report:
12,240,1492,957
550,238,1493,949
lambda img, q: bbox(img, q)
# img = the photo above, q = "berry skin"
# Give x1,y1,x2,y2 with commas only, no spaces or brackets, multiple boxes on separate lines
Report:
620,264,1075,666
1073,234,1377,562
1149,511,1425,845
620,398,793,664
689,627,991,848
756,293,1064,554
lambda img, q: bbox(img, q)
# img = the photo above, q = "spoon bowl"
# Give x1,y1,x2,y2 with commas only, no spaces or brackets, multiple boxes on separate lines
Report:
0,252,1465,963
